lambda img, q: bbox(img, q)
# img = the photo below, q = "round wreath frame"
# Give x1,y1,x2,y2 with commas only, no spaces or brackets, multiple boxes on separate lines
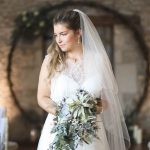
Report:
7,1,149,126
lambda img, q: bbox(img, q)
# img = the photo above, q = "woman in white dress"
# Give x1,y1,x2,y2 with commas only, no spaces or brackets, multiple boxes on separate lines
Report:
37,9,130,150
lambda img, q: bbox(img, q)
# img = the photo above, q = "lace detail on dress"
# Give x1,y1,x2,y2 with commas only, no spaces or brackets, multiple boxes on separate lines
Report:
62,59,84,85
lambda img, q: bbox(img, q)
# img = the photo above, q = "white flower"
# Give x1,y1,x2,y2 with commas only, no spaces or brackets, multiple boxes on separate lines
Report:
26,23,31,27
22,16,27,22
39,21,45,27
34,11,39,16
34,31,39,35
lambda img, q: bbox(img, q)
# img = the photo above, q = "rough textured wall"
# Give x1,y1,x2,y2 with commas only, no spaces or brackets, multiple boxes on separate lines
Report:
0,0,149,143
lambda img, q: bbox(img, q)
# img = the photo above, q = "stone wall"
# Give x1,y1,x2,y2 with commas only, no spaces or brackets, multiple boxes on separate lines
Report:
0,0,149,143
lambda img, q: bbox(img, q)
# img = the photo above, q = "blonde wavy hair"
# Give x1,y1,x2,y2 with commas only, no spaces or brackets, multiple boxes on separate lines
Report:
46,10,80,79
47,40,65,79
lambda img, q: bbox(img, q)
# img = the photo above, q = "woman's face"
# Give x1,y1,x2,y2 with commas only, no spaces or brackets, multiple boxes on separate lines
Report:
54,23,80,52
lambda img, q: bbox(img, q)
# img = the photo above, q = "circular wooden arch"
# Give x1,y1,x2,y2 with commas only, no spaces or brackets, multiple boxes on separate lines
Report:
7,1,149,126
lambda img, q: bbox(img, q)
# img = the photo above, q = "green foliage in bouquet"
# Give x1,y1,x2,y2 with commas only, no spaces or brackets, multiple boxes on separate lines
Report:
49,89,101,150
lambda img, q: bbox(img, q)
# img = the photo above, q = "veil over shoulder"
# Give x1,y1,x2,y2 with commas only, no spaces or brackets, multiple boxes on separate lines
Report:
73,9,130,150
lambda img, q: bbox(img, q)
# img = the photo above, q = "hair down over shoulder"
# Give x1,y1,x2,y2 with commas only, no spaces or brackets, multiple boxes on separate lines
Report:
47,10,80,79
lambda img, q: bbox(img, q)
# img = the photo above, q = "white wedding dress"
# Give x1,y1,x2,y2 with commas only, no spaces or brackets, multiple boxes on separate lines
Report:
37,55,110,150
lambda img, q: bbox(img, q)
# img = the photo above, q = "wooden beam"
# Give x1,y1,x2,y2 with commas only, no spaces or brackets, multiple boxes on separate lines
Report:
89,15,140,26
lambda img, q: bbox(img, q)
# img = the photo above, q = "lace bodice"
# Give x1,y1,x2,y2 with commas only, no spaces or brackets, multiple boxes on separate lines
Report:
62,59,84,85
50,59,102,104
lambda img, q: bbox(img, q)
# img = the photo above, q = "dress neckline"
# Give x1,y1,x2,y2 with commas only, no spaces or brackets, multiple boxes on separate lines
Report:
61,58,84,86
65,58,83,65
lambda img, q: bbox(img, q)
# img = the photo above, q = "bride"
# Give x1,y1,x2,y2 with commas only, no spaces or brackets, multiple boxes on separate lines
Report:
37,9,130,150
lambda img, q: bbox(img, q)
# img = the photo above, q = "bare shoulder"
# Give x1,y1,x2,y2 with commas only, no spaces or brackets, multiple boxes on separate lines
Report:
43,54,52,67
45,54,52,61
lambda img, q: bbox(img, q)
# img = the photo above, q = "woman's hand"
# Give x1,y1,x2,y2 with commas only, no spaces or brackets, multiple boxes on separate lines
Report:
96,99,108,114
96,100,103,114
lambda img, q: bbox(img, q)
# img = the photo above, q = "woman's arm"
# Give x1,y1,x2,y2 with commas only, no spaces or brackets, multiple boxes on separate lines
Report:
37,55,56,115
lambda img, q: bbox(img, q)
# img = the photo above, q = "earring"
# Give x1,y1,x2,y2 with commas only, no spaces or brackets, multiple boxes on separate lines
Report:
78,37,80,44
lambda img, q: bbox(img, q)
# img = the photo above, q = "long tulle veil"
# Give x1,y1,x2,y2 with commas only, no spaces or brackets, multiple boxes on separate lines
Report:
73,9,130,150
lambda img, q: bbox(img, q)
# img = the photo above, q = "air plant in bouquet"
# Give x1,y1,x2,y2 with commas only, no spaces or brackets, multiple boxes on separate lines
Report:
49,89,102,150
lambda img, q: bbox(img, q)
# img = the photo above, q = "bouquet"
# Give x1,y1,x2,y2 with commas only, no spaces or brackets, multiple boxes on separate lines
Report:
49,89,101,150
